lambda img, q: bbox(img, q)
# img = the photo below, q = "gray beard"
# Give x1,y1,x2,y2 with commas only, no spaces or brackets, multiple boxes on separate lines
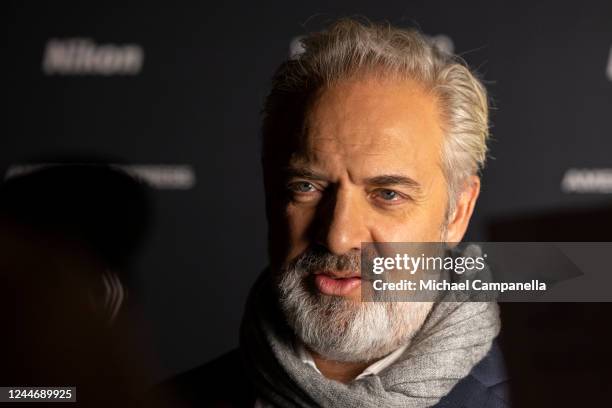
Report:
276,248,433,363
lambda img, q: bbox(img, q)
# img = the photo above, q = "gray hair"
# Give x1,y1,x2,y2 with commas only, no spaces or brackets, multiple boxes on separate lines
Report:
262,18,490,216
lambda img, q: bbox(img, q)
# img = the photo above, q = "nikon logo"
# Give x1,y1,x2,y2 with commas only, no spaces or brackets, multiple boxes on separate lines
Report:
42,38,144,75
561,168,612,194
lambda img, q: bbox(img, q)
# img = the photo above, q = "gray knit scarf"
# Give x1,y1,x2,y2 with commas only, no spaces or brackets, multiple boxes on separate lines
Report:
240,259,501,408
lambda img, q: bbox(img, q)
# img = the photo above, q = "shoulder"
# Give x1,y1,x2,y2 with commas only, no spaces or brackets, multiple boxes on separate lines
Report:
152,348,256,408
436,341,511,408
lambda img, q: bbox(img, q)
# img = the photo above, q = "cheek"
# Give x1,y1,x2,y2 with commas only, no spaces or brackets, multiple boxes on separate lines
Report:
283,203,315,260
370,191,448,242
369,214,442,242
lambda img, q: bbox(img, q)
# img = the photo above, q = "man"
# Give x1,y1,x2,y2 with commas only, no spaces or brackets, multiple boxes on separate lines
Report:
161,18,509,408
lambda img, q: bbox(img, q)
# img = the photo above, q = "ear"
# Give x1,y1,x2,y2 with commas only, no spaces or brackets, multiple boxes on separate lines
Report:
445,175,481,243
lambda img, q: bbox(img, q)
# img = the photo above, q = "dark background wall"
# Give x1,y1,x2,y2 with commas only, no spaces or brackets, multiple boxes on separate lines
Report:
5,0,612,385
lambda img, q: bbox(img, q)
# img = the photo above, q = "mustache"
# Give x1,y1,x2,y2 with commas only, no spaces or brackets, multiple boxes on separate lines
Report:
285,246,361,275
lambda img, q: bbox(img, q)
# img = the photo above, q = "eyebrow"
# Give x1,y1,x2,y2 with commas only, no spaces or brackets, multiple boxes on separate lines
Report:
365,175,422,192
283,167,329,181
285,167,422,192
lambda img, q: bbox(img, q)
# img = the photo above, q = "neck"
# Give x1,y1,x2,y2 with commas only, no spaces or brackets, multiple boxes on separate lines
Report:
308,348,372,384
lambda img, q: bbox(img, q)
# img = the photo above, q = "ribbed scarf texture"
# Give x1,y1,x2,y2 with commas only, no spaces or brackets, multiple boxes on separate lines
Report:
240,254,501,408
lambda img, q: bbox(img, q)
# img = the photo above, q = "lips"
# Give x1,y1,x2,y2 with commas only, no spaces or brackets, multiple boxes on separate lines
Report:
314,271,362,296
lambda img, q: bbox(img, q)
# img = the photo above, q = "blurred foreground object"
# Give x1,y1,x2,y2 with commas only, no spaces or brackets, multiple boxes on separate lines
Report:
0,165,176,407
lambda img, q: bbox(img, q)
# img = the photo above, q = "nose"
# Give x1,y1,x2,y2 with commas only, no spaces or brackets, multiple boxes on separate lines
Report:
314,186,370,255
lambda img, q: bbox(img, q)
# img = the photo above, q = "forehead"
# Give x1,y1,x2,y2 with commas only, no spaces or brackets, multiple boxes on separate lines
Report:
296,75,445,172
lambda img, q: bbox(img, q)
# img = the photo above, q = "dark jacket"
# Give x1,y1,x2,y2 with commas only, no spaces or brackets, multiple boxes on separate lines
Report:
156,341,510,408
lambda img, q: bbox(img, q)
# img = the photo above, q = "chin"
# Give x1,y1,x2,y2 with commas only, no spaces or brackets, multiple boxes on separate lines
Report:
282,283,433,362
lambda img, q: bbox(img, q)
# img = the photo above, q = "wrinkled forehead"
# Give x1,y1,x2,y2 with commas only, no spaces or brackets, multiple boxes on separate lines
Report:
291,77,445,174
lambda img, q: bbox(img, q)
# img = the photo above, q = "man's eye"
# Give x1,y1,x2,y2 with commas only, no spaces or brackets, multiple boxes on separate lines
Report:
377,189,400,200
289,181,316,193
372,189,410,205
